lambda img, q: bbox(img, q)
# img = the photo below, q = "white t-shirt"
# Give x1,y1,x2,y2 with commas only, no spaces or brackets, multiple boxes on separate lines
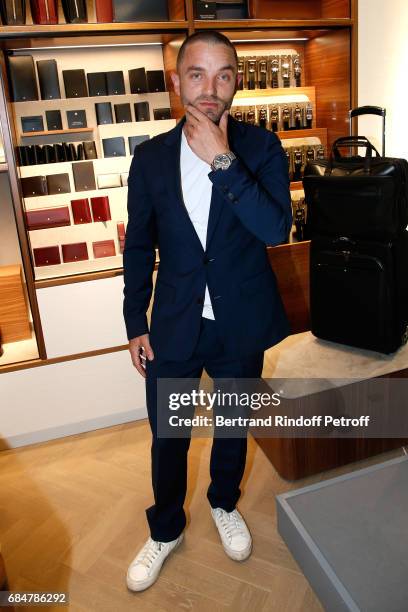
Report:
180,128,215,320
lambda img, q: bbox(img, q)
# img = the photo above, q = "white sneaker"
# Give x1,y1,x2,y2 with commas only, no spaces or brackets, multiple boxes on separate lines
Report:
211,507,252,561
126,533,184,592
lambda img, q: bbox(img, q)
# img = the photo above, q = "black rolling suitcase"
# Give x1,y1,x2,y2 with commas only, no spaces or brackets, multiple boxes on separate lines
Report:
303,106,408,354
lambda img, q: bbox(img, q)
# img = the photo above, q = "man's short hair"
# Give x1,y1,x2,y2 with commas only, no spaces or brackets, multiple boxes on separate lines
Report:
176,31,238,71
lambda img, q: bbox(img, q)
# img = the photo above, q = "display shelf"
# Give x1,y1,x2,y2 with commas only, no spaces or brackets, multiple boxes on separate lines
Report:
20,127,94,137
234,86,315,101
0,162,8,172
194,18,353,30
0,21,190,39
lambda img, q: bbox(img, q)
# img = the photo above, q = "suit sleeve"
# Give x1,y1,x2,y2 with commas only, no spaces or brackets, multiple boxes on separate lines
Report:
208,131,292,246
123,145,157,341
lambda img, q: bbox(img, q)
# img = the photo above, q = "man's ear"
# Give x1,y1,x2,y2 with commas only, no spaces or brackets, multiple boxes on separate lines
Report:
170,71,180,97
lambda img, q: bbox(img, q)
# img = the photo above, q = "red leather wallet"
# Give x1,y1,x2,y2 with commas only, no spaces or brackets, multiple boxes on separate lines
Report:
95,0,113,22
90,196,111,222
61,242,89,263
33,245,61,266
92,239,116,258
117,221,125,254
25,206,70,230
71,198,92,224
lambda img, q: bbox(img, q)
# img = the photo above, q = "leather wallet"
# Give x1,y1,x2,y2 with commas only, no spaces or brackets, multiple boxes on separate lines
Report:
83,141,97,159
17,146,30,166
67,109,87,129
21,175,48,197
117,221,125,254
128,134,150,155
25,206,70,230
102,136,126,158
0,0,26,24
21,115,44,133
146,70,166,93
33,245,61,266
61,0,87,23
43,144,56,164
91,195,111,221
92,239,116,258
37,59,61,99
97,173,121,189
46,173,71,195
33,145,45,164
153,107,171,120
62,69,88,98
95,102,113,125
106,71,125,95
61,241,88,262
120,172,128,186
134,101,150,122
30,0,58,24
53,143,66,162
72,161,96,192
87,72,108,96
129,67,147,94
71,198,92,224
113,0,168,21
46,109,62,130
114,103,132,123
76,143,85,160
8,55,39,102
95,0,113,21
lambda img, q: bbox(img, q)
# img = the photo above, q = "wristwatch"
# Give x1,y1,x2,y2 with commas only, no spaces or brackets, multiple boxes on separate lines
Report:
211,151,236,171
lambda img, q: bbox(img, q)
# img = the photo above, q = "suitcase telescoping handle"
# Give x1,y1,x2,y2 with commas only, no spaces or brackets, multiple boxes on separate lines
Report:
325,136,381,175
349,105,386,156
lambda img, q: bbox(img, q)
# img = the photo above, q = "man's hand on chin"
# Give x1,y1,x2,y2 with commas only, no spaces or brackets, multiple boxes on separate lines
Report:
184,104,230,166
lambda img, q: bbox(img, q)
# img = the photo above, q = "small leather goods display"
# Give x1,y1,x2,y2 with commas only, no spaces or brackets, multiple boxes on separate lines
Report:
95,102,113,125
87,72,108,97
8,55,39,102
95,0,113,22
106,71,125,95
37,59,61,99
33,245,61,266
117,221,125,253
21,175,48,197
21,115,44,133
72,161,96,191
153,107,171,120
113,0,169,22
0,0,26,24
71,198,92,224
102,136,126,158
114,103,132,123
92,239,116,258
61,0,87,23
146,70,166,93
25,206,70,230
90,195,111,222
46,173,71,195
83,141,97,160
97,173,121,189
67,109,87,129
45,109,62,130
134,101,150,122
129,67,147,94
62,69,88,98
61,241,88,263
30,0,58,26
128,134,149,155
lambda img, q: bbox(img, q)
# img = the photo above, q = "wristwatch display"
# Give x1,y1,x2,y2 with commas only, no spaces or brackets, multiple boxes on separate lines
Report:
211,151,236,171
247,59,257,90
281,55,291,88
270,56,280,88
293,54,302,87
258,58,267,89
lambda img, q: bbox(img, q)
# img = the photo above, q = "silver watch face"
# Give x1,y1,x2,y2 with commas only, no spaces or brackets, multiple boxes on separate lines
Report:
213,152,235,170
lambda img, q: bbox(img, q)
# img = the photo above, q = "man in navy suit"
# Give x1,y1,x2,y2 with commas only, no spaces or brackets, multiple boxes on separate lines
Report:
123,31,292,592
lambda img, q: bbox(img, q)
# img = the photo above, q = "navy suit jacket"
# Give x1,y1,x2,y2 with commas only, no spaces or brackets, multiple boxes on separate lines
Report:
123,114,293,361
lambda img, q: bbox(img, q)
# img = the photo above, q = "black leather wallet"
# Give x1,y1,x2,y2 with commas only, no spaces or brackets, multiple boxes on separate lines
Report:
21,176,48,197
43,144,56,164
8,55,39,102
33,145,45,164
95,102,113,125
67,109,87,129
37,59,61,100
128,135,150,155
45,109,62,130
153,107,171,120
87,72,108,96
134,101,150,122
62,69,88,98
53,143,66,162
114,103,132,123
102,136,126,158
72,161,96,191
76,143,85,160
129,67,147,94
83,141,97,159
61,0,87,22
112,0,168,21
21,115,44,133
46,173,71,194
106,71,125,95
146,70,166,93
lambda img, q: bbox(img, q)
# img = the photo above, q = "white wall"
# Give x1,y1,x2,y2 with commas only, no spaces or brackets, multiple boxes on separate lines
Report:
358,0,408,158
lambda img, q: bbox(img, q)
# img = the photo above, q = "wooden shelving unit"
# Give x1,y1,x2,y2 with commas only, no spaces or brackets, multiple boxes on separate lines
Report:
20,127,93,137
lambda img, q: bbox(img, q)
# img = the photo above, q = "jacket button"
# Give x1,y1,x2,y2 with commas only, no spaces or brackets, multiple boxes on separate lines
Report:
196,297,204,304
228,192,235,201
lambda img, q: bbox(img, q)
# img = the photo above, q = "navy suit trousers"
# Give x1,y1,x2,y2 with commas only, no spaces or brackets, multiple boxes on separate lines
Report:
145,316,264,542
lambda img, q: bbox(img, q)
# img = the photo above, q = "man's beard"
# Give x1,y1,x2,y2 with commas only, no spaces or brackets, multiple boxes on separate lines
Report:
182,94,233,124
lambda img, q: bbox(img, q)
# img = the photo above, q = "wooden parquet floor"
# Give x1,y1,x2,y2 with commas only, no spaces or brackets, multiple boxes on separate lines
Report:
0,412,402,612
